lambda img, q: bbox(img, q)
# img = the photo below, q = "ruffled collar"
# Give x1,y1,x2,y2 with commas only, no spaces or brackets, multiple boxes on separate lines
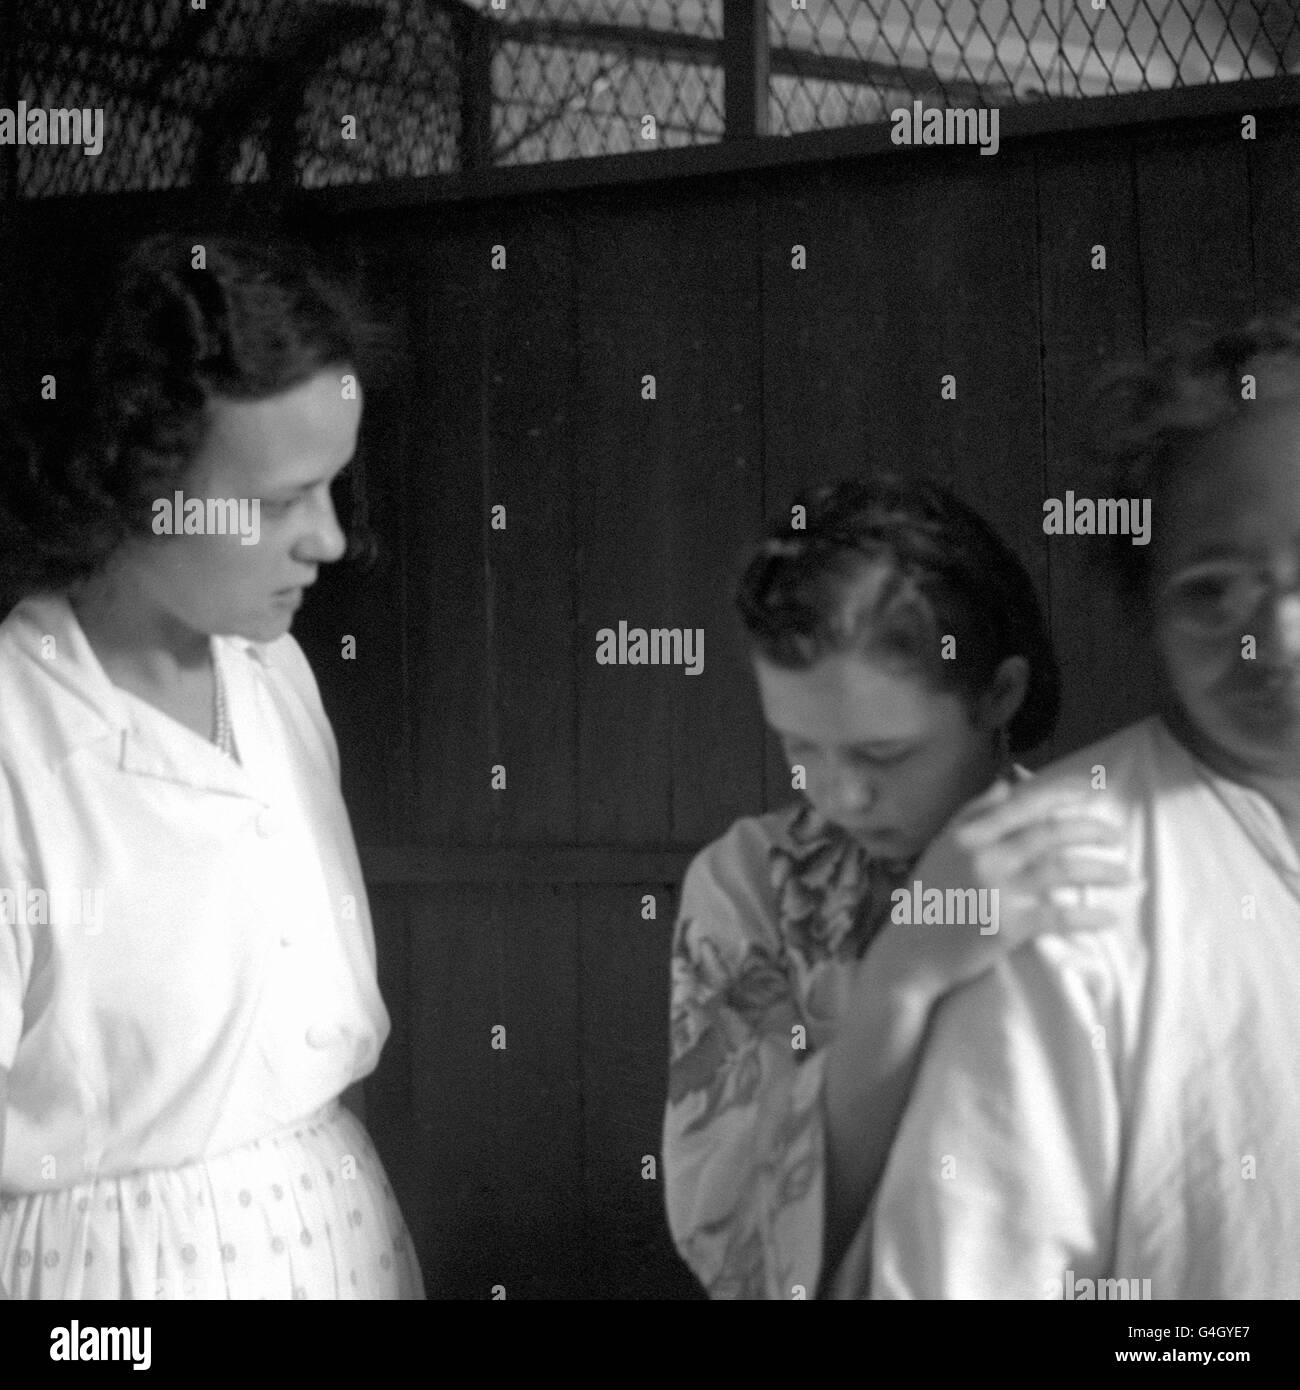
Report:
768,800,919,967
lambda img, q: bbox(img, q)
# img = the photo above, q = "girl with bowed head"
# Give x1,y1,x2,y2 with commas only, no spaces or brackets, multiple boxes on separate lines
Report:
663,473,1130,1298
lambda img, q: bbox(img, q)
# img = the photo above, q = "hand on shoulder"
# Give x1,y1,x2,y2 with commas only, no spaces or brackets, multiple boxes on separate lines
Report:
875,775,1135,1001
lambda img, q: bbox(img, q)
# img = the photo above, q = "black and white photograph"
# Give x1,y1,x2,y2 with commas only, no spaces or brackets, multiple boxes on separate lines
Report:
1,0,1298,1363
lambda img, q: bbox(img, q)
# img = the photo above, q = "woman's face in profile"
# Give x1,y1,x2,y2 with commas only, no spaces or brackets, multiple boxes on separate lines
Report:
1152,398,1300,779
115,368,359,644
753,650,1000,861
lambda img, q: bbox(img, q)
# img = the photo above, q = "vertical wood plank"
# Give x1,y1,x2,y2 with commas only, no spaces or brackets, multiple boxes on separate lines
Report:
0,0,15,206
578,881,702,1298
404,206,497,843
571,183,766,848
405,885,583,1297
490,883,585,1296
659,184,767,845
1133,124,1256,339
406,888,502,1295
1249,105,1300,312
1036,135,1154,758
481,201,580,843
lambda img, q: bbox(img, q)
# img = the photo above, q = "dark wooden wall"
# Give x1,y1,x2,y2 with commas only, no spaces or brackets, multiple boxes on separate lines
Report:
4,89,1300,1298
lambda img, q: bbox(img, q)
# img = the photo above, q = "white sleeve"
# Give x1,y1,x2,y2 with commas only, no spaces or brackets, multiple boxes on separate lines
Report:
0,767,32,1070
868,935,1123,1299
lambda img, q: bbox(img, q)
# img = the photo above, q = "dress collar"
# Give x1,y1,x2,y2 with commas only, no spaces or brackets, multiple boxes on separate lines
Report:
768,801,917,966
2,590,268,792
1158,717,1300,883
768,766,1032,965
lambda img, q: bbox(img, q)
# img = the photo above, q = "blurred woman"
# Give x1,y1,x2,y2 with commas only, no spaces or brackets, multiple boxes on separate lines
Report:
866,311,1300,1298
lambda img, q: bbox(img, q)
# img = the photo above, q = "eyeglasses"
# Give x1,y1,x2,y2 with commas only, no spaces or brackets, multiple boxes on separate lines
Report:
1159,560,1300,634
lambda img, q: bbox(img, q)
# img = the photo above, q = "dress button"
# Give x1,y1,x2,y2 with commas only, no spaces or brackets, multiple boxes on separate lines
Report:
305,1024,335,1048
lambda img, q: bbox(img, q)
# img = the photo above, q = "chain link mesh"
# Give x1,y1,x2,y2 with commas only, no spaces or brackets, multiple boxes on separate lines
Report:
4,0,1298,196
5,0,460,197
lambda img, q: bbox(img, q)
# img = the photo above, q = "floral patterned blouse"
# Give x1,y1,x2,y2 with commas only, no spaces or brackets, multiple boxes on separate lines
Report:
662,799,920,1299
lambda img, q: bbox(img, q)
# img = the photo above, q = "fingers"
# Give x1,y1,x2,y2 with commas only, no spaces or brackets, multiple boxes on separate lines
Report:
968,817,1131,891
981,852,1138,948
908,779,1138,956
1042,851,1131,888
1058,909,1119,932
1004,874,1146,938
972,816,1124,872
992,891,1124,947
1033,901,1119,934
955,776,1014,820
997,846,1132,895
954,778,1115,849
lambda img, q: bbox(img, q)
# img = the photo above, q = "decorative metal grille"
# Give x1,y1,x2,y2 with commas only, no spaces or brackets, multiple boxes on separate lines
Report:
3,0,1298,197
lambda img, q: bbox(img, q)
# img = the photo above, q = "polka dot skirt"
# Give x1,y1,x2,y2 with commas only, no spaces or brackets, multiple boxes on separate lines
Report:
0,1103,424,1300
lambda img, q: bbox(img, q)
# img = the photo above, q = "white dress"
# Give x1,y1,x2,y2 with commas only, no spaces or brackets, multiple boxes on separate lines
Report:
862,716,1300,1299
0,592,424,1299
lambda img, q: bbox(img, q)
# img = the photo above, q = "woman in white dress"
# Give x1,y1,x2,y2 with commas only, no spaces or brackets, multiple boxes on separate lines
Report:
0,233,423,1299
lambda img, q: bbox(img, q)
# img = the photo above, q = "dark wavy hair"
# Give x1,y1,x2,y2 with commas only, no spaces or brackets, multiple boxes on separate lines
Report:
735,473,1061,754
1,231,377,604
1085,307,1300,596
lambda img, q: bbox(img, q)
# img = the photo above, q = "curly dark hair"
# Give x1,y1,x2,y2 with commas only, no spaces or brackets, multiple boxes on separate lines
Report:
1085,307,1300,595
735,473,1061,754
1,231,376,604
